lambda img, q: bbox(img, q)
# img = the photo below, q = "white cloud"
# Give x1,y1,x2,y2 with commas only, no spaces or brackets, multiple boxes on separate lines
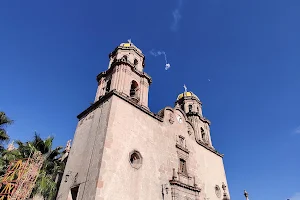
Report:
171,0,183,32
289,192,300,200
295,126,300,134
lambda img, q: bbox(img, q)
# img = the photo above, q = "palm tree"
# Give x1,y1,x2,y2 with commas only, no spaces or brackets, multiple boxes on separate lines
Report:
0,111,13,151
0,111,13,176
0,148,22,175
16,133,64,200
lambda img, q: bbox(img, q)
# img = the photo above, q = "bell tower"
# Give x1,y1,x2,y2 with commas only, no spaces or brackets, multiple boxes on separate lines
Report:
94,41,152,108
175,88,214,148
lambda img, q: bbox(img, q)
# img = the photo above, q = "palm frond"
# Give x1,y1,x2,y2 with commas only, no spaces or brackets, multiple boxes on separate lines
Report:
0,129,9,141
0,112,13,127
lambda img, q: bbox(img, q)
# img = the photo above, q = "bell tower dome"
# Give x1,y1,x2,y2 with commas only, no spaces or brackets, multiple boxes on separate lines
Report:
175,89,213,148
94,41,152,108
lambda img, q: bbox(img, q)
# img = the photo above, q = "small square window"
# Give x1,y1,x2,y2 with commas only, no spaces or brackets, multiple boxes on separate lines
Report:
179,159,187,175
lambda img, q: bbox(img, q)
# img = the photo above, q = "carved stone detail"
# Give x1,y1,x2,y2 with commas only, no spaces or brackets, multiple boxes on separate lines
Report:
169,113,175,124
222,182,230,200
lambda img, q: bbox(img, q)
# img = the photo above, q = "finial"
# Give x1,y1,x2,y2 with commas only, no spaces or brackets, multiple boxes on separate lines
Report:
244,190,249,200
7,140,15,151
183,84,187,93
193,176,197,187
128,39,132,44
65,139,72,152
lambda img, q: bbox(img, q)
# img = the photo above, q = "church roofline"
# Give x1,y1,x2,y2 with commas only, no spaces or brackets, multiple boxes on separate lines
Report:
77,90,222,157
109,45,144,59
77,90,162,121
196,140,224,158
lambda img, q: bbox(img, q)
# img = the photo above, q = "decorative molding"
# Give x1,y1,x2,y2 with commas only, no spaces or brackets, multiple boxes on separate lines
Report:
176,144,189,154
175,95,202,105
96,59,152,85
186,111,211,125
169,180,201,193
169,113,175,124
111,59,152,83
177,171,191,179
187,124,194,136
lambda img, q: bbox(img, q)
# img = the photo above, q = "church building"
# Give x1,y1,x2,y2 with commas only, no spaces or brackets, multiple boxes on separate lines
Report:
57,42,230,200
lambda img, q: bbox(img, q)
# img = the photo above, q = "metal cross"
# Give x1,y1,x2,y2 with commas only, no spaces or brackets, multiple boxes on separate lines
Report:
244,190,249,200
183,84,187,93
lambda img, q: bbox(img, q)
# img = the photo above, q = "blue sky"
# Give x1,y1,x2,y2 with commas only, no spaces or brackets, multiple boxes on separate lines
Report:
1,0,300,199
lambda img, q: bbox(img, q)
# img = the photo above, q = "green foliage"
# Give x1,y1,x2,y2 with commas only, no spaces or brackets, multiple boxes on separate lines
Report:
0,111,13,152
0,112,66,200
32,171,58,200
17,133,64,200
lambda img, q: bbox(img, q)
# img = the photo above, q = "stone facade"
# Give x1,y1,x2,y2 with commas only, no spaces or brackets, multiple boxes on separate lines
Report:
56,42,230,200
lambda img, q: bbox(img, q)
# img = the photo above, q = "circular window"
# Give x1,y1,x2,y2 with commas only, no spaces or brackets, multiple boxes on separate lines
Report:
215,185,221,198
129,150,142,169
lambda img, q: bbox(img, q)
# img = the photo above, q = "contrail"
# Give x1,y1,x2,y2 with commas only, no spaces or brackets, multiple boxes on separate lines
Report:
149,49,171,70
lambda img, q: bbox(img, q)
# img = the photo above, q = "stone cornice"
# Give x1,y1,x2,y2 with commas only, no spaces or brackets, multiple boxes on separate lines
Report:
196,140,224,158
111,59,152,83
175,96,202,105
109,45,144,59
187,112,211,125
175,144,189,154
96,59,152,85
77,90,163,122
169,179,201,193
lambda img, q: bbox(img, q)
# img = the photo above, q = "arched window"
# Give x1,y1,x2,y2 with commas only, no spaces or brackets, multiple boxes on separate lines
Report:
188,105,192,112
134,59,138,66
105,80,111,94
201,127,205,140
122,55,128,62
197,107,199,113
130,80,139,97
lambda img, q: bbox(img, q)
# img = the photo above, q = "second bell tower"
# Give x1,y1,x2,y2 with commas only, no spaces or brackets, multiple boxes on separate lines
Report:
175,90,214,148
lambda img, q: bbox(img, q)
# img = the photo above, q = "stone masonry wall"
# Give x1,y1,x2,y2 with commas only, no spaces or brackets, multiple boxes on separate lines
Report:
95,95,229,200
56,98,112,200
